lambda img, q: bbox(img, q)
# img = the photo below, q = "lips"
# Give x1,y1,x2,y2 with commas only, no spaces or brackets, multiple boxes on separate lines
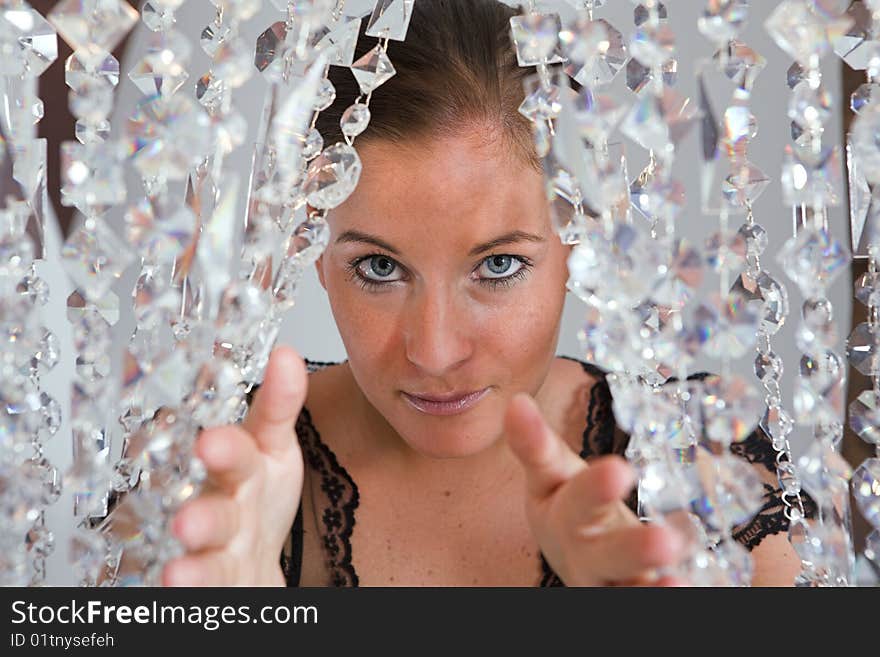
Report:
401,388,490,416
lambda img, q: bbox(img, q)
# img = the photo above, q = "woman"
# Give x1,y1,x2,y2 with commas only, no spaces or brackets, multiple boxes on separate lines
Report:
162,0,805,586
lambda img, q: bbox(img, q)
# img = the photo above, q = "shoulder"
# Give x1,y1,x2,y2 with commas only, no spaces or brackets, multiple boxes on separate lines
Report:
550,355,624,459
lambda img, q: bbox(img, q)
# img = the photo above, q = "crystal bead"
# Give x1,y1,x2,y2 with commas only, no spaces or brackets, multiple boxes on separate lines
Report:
847,322,880,376
629,22,675,68
794,354,846,425
738,222,768,258
212,35,252,88
852,458,880,527
781,143,842,208
205,20,234,58
303,143,362,210
697,0,749,44
626,56,677,95
788,81,831,136
700,374,762,443
777,461,802,496
25,525,55,558
795,297,837,354
0,3,58,76
764,0,850,65
797,440,853,504
761,406,794,449
713,40,766,98
142,1,176,31
314,77,336,111
851,83,880,114
61,136,125,216
850,390,880,445
855,271,880,306
559,17,627,88
519,74,563,123
777,226,849,298
69,527,107,584
287,215,330,268
755,350,783,383
629,169,685,225
128,31,190,99
302,128,324,161
509,13,565,67
351,44,396,95
704,229,746,271
340,102,371,139
832,0,875,69
61,216,134,300
48,0,139,53
633,2,667,27
312,15,360,68
365,0,415,42
730,270,789,336
127,94,214,181
852,104,880,185
651,238,704,308
621,86,701,155
693,452,764,529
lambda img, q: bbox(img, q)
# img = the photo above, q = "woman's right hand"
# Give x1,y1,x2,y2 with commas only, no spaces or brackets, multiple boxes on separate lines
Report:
162,346,308,586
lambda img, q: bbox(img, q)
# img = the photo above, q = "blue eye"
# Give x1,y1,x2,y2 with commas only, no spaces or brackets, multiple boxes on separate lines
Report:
480,255,521,278
358,255,401,282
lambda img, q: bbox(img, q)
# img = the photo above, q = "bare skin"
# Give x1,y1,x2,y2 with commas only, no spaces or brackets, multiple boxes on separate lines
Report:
162,126,800,587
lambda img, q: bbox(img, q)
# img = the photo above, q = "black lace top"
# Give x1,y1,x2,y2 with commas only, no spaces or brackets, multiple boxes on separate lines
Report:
268,356,812,587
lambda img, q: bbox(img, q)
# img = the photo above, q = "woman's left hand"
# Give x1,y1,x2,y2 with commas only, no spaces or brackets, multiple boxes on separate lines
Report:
503,393,688,586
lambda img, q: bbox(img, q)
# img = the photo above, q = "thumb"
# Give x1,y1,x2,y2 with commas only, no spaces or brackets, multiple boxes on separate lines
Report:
242,346,308,454
504,392,586,501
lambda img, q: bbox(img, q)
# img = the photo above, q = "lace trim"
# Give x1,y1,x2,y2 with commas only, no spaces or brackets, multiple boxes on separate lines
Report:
296,404,361,586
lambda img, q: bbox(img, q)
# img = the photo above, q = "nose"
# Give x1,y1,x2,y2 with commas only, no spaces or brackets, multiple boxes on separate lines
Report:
404,284,473,377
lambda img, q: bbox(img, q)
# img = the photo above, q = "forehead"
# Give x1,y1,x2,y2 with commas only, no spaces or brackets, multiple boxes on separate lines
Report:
329,130,549,242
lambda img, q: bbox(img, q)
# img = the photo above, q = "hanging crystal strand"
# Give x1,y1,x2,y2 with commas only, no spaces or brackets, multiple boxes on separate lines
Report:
691,1,788,586
45,0,138,586
0,1,60,587
766,0,855,587
843,0,880,584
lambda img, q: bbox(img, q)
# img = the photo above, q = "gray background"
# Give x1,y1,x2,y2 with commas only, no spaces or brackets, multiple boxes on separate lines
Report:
36,1,851,584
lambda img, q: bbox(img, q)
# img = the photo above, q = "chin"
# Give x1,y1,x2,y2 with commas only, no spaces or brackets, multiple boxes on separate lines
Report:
396,411,502,460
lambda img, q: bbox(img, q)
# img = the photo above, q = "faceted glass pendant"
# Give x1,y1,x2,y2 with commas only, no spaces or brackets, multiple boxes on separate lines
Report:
764,0,852,66
851,103,880,185
303,143,362,210
629,22,676,69
793,352,846,426
651,238,704,308
61,216,135,300
365,0,415,42
847,322,880,376
852,458,880,528
48,0,139,53
255,21,287,79
621,87,701,156
697,0,749,45
340,102,371,139
60,139,126,216
796,439,853,503
851,83,880,115
313,15,360,68
777,226,850,298
713,40,766,99
627,56,677,95
755,350,783,384
832,0,876,70
127,94,214,181
700,374,762,444
509,13,565,67
559,17,627,88
849,390,880,445
760,405,794,448
518,74,563,123
729,270,789,336
129,32,190,99
351,45,396,95
692,290,760,360
781,144,842,208
0,4,58,77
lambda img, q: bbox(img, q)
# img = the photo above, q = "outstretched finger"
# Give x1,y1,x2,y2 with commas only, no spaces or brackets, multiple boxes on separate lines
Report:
242,346,308,454
504,392,586,501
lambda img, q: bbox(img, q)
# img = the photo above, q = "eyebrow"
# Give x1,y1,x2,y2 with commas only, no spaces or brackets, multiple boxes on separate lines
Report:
335,229,546,257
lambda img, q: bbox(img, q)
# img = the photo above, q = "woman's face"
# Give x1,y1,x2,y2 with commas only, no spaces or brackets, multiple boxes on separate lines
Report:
314,127,572,459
